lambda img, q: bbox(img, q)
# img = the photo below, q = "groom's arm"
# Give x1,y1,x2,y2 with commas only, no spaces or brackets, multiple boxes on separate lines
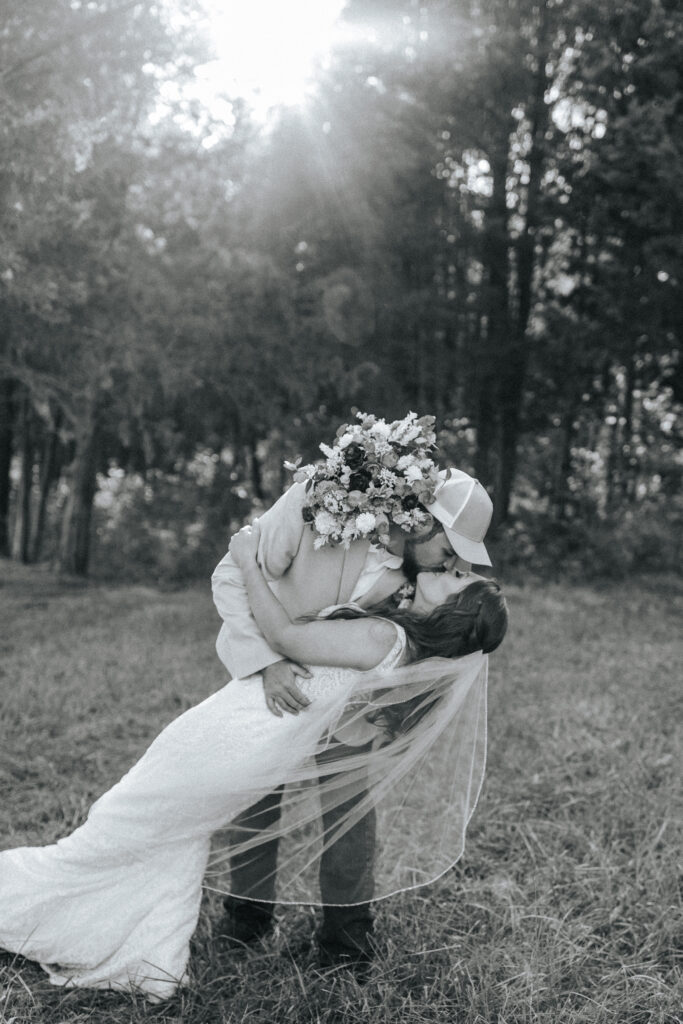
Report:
211,482,308,679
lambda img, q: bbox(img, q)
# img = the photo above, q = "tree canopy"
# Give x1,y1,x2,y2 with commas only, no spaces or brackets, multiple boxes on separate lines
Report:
1,0,680,580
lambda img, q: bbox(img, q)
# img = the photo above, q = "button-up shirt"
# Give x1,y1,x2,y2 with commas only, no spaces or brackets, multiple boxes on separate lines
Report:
349,544,403,604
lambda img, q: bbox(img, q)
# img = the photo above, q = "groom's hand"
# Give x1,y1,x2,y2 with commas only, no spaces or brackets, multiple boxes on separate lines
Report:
262,660,312,717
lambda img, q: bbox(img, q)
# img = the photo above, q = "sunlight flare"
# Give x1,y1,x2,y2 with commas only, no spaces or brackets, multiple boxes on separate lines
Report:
198,0,347,118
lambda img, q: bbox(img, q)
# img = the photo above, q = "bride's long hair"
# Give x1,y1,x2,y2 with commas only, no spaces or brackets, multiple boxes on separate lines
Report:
327,578,508,661
322,578,505,740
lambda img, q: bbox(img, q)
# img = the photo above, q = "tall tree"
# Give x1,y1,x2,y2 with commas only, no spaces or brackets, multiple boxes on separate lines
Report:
0,0,203,573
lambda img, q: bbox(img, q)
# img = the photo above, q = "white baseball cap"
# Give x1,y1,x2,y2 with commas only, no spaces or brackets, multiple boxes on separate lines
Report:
424,468,493,566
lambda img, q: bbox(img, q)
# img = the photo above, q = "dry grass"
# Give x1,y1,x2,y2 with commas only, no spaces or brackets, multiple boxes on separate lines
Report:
1,560,681,1023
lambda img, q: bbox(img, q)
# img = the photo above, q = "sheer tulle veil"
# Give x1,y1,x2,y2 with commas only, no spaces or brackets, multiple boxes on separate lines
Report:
205,649,488,905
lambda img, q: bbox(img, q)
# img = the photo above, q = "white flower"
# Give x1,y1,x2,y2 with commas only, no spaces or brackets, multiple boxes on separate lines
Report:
370,420,391,439
337,432,354,448
292,464,316,483
379,468,397,488
355,512,377,534
314,510,338,535
404,465,423,482
389,411,417,441
372,439,392,456
401,425,422,444
396,454,413,471
405,508,427,526
341,521,357,542
319,442,338,460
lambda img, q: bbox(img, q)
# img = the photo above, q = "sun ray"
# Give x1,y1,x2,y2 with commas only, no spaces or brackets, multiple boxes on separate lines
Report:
197,0,348,120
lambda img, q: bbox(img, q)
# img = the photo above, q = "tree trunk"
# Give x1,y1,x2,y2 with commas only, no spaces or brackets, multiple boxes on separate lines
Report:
58,405,100,576
0,379,14,557
31,407,62,563
10,387,33,564
495,0,550,524
552,394,579,520
476,142,511,492
247,436,265,502
605,409,620,515
474,357,498,485
415,324,427,411
620,347,637,501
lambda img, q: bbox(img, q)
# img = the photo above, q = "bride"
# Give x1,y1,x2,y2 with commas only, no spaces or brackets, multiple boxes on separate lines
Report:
0,525,507,1001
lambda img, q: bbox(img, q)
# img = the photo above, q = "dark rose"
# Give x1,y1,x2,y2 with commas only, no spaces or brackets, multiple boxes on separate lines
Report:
345,443,365,470
402,493,420,510
349,470,372,492
302,506,315,523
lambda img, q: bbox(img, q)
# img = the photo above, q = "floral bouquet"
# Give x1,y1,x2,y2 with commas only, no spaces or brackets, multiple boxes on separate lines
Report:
286,411,441,549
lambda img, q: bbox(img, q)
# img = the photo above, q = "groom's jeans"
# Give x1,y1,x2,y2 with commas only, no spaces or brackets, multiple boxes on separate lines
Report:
226,741,376,945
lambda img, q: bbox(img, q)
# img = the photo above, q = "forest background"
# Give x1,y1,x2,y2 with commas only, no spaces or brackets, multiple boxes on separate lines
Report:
1,0,681,585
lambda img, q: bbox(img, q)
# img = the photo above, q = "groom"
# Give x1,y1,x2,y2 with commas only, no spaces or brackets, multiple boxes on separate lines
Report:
211,449,493,967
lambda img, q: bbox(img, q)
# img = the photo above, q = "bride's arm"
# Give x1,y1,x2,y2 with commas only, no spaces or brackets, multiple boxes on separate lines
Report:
230,528,397,671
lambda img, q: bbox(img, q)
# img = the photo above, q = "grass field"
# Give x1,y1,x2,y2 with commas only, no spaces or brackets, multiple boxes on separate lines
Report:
1,561,681,1024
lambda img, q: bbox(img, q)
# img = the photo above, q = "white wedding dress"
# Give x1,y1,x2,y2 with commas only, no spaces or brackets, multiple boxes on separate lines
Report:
0,626,406,1001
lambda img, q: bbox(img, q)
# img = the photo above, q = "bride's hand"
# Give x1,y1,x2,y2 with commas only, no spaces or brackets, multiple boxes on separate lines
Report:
229,522,260,567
